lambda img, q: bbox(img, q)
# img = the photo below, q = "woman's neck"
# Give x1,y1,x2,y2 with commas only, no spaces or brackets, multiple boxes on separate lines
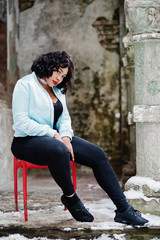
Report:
37,75,58,102
37,75,51,92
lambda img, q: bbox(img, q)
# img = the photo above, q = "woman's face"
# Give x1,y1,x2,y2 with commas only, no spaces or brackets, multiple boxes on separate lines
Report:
46,67,69,87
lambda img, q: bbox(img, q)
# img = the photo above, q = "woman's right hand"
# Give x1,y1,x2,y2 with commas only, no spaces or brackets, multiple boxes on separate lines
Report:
54,132,63,143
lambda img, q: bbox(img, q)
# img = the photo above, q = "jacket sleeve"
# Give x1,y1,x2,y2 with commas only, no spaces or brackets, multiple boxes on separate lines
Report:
56,94,74,140
12,80,57,137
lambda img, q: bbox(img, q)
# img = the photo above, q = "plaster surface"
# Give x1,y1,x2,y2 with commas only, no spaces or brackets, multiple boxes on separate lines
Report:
0,100,13,185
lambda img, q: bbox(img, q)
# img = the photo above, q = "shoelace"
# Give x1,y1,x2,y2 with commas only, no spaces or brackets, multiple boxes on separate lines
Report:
134,209,142,216
130,207,142,217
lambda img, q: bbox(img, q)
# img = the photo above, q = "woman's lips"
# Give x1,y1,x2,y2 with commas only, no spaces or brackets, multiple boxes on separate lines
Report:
53,80,58,85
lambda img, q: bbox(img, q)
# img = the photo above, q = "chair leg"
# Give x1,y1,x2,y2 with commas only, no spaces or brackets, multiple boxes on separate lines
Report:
13,157,18,211
23,164,28,221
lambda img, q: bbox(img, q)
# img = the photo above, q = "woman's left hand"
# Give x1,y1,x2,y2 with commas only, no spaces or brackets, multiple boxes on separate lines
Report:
62,136,75,161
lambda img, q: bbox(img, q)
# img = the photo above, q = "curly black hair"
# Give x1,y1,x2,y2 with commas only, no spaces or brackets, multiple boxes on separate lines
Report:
31,51,74,94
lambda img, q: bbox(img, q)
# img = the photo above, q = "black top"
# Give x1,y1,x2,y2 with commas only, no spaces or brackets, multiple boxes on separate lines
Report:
53,99,63,129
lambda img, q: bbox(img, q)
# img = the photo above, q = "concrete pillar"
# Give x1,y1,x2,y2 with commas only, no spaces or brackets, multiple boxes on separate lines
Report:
124,0,160,216
0,0,19,186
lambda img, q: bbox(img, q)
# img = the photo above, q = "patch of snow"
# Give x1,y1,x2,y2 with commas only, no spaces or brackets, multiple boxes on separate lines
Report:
87,198,116,214
93,233,126,240
87,199,123,230
93,234,112,240
150,238,160,240
93,233,160,240
113,234,126,240
91,222,123,230
63,227,71,231
124,189,144,199
77,227,83,230
144,213,160,227
127,177,160,192
88,184,101,190
0,234,56,240
1,234,160,240
124,189,160,203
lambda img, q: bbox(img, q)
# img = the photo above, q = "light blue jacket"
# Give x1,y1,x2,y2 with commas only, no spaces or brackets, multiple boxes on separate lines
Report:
12,72,74,139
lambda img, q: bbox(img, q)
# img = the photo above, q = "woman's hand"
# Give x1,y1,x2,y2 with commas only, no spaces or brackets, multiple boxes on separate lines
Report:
54,132,63,143
62,136,75,161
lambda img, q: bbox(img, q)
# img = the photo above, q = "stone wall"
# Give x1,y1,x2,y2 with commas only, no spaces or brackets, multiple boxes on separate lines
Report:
18,0,122,172
0,100,13,185
0,0,19,185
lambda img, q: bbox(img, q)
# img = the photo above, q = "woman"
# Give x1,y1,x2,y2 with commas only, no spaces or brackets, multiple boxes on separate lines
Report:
11,51,148,227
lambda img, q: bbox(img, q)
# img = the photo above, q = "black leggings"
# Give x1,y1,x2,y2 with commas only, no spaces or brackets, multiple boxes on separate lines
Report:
11,136,129,211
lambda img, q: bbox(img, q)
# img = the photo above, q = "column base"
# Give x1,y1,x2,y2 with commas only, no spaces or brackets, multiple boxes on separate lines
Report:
124,176,160,216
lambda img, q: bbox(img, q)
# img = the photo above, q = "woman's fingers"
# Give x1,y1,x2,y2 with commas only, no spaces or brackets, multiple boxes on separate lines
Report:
70,145,75,161
54,132,63,142
62,137,75,161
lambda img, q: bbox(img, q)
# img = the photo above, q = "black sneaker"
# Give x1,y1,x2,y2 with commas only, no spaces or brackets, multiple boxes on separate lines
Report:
114,205,149,227
61,194,94,222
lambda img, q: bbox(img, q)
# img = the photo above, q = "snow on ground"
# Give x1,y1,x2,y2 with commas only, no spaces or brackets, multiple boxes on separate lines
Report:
0,235,52,240
93,234,126,240
0,234,160,240
124,188,160,203
0,198,160,228
126,177,160,192
144,213,160,227
0,198,160,240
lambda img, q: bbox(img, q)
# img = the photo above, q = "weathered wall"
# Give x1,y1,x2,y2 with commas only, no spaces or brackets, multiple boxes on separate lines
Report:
18,0,121,171
0,0,7,91
0,0,19,185
0,100,13,185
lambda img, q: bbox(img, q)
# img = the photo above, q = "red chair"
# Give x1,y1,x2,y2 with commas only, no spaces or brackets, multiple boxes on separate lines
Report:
14,156,76,221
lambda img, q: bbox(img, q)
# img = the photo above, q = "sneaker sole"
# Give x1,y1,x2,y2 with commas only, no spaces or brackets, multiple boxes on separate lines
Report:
133,222,150,228
114,217,149,228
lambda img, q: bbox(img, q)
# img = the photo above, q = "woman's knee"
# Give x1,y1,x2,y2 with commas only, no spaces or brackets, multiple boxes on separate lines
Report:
47,141,70,161
91,146,110,166
92,145,106,159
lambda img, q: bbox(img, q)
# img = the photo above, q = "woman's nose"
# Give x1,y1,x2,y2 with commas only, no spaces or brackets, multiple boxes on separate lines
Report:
57,76,62,81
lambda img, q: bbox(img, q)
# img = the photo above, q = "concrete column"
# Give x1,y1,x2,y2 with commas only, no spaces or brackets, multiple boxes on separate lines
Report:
124,0,160,216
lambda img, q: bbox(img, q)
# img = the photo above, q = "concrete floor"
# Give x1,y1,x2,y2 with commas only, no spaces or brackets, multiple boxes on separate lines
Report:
0,168,160,239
